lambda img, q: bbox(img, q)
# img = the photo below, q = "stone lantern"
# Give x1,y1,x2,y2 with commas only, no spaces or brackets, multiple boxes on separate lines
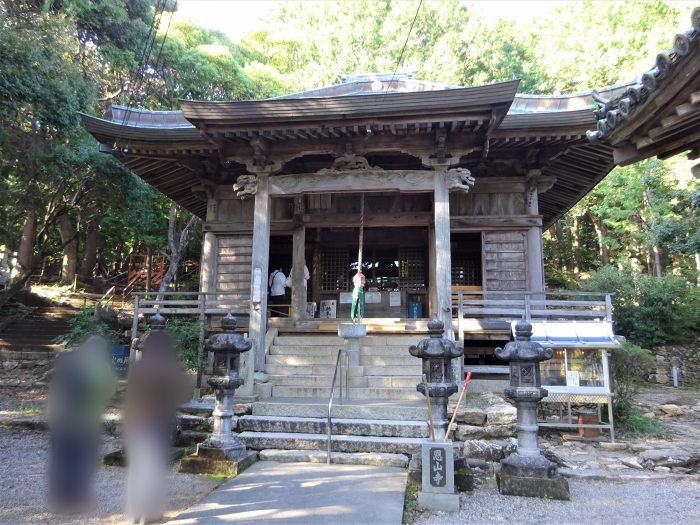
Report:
494,320,570,500
409,319,463,440
180,313,256,475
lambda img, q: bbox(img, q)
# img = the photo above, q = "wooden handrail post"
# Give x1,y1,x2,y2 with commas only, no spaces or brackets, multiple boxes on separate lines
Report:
457,290,464,342
130,295,140,364
195,292,206,398
605,294,613,322
524,295,531,321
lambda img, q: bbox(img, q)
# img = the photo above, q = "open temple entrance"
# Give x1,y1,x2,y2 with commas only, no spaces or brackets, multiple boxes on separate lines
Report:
308,226,429,319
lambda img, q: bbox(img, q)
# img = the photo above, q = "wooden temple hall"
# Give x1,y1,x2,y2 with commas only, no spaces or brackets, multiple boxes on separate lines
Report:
82,13,700,402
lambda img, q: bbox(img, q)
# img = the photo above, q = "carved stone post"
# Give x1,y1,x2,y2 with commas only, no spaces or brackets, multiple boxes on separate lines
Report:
180,313,256,475
495,320,570,500
130,313,166,361
410,319,464,440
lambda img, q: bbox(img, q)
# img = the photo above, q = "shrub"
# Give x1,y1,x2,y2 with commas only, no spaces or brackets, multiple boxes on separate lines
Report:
607,341,664,437
55,306,121,346
164,316,202,370
582,265,700,347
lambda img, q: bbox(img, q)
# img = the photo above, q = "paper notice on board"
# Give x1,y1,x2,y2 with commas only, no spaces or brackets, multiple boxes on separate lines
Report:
339,292,352,304
365,291,381,304
566,371,580,387
389,291,401,307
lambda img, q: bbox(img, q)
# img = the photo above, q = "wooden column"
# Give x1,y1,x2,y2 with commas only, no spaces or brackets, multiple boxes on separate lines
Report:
428,225,437,318
249,173,271,374
526,189,545,293
433,169,454,339
291,225,306,321
200,231,218,295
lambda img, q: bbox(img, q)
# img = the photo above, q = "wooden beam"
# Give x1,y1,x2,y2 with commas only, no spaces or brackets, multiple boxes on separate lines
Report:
268,170,436,195
302,212,432,228
450,215,542,230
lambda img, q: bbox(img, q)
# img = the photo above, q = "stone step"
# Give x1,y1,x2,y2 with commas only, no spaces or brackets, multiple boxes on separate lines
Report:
268,345,414,356
252,401,427,421
273,335,423,347
363,365,422,376
238,431,424,454
266,354,416,366
274,336,344,346
360,355,417,366
366,376,420,388
268,374,368,388
0,350,55,361
264,364,422,376
239,415,429,438
270,385,422,400
258,449,409,467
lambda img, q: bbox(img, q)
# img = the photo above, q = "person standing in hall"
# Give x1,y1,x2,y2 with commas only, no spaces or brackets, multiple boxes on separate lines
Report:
268,266,286,317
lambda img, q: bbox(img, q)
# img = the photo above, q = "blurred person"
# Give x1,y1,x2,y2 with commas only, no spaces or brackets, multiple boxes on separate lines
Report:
268,266,286,316
124,329,188,524
48,335,116,513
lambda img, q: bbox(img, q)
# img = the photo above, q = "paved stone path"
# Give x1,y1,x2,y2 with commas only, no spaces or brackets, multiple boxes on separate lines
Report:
167,460,407,525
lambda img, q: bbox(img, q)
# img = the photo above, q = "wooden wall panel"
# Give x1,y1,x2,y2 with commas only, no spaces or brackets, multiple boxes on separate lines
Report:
482,231,527,291
451,192,526,217
216,235,252,302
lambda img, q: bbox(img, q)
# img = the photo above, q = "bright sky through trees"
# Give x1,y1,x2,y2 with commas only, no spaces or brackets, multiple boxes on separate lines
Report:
176,0,558,41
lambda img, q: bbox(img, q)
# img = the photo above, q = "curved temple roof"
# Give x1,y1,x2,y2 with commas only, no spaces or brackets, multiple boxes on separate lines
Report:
586,6,700,166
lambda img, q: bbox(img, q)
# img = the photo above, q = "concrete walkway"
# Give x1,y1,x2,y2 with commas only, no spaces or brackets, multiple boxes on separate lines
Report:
167,460,407,525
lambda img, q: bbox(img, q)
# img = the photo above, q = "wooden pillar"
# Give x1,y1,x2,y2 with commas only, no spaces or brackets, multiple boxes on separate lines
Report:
249,173,271,373
526,189,544,293
200,231,218,295
433,169,453,339
428,225,437,318
291,225,306,321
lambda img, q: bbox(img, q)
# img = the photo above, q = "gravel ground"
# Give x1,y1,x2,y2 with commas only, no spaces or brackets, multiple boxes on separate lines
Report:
409,478,700,525
0,426,218,524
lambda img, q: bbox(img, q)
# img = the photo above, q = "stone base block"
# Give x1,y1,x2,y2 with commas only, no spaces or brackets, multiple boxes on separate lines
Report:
417,491,460,512
454,466,474,492
497,472,570,500
179,449,256,476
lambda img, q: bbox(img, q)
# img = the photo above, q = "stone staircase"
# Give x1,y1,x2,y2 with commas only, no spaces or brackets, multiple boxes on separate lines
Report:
238,401,430,456
0,306,75,360
265,333,424,400
241,332,432,458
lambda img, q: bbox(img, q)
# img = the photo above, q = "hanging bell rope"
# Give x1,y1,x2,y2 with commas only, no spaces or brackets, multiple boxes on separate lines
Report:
357,192,364,270
351,193,366,323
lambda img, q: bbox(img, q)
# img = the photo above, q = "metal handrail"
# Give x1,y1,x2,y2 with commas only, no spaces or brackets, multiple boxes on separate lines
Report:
327,348,347,465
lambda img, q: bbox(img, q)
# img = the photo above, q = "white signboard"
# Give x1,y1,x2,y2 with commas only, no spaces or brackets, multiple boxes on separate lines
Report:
365,291,381,304
389,291,401,307
339,292,352,304
320,300,336,319
566,370,580,387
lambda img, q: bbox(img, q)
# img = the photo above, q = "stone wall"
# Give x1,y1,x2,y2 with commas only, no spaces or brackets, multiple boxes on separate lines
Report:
652,339,700,385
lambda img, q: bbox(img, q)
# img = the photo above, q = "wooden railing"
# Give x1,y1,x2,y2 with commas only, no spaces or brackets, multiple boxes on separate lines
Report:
452,289,613,339
131,291,248,317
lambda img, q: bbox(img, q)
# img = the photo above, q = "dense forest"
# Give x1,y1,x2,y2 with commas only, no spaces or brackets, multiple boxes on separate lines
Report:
0,0,698,325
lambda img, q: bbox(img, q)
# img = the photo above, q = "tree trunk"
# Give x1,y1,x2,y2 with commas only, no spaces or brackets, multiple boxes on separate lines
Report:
553,221,566,271
57,214,78,285
157,205,197,301
652,245,663,277
592,216,610,266
572,216,581,276
17,202,36,274
80,216,99,278
695,253,700,287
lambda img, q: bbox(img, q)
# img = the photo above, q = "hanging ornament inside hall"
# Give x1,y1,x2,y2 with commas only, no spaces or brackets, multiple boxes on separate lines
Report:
351,270,365,322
